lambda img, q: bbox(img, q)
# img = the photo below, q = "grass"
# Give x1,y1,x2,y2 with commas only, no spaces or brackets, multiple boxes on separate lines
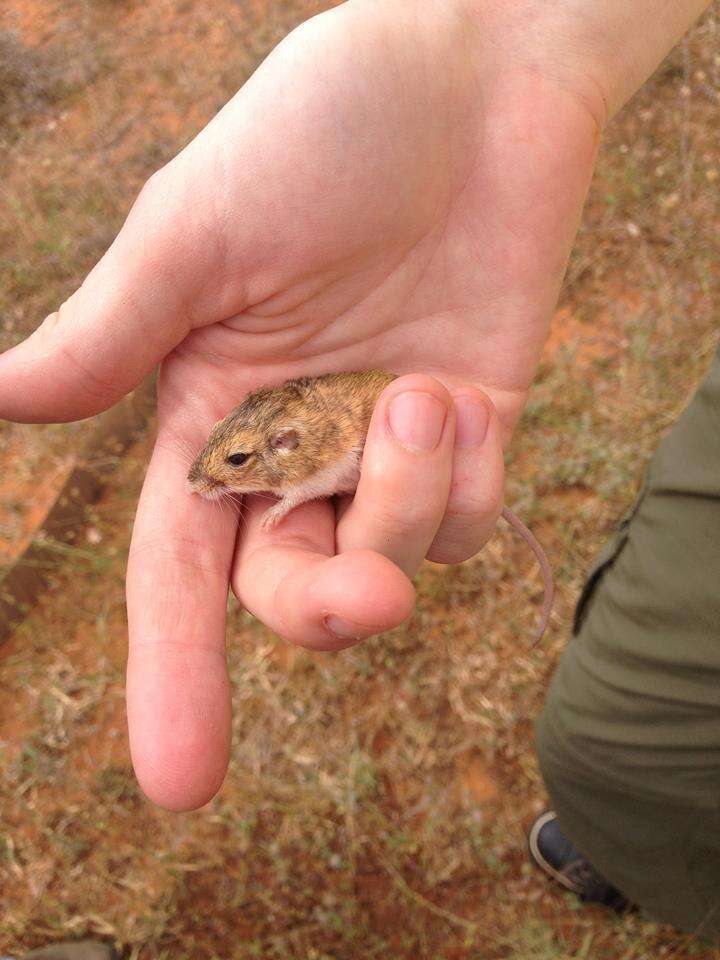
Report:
0,31,63,130
0,0,719,958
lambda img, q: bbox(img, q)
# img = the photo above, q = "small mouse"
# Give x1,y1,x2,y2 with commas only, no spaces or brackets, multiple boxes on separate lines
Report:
188,371,554,645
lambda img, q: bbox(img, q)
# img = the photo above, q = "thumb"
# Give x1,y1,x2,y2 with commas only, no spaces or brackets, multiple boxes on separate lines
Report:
0,169,215,423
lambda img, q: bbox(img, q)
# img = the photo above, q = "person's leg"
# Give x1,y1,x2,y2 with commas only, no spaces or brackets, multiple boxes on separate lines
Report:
535,344,720,936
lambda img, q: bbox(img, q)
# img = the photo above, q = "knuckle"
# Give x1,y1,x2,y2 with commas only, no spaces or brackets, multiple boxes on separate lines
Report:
426,537,479,565
443,502,486,524
131,167,177,237
391,373,452,403
366,499,439,538
136,167,168,207
452,384,492,405
130,533,228,581
426,503,500,564
441,502,493,532
57,340,119,408
443,488,502,528
358,474,449,534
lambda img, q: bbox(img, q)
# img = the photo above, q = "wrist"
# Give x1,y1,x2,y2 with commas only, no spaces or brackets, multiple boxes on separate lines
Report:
461,0,711,125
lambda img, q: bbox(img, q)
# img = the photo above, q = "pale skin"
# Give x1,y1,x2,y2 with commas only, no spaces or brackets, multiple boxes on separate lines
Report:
0,0,709,810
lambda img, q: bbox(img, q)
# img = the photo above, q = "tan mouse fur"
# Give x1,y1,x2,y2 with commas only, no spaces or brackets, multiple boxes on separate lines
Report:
187,370,395,529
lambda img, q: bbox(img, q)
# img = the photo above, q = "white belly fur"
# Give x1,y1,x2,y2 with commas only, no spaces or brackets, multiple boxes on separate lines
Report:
260,448,363,530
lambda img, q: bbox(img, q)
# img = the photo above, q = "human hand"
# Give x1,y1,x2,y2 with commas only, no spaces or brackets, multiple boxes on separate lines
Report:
0,0,605,809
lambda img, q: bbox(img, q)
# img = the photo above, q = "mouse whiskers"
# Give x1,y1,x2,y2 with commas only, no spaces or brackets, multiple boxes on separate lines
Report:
158,426,200,469
214,490,241,525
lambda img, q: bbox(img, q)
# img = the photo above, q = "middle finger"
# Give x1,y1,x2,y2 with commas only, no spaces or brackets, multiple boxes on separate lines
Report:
337,374,455,576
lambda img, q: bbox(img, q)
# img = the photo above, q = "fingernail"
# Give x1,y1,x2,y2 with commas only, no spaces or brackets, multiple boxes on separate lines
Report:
324,615,366,641
454,395,490,448
387,391,447,453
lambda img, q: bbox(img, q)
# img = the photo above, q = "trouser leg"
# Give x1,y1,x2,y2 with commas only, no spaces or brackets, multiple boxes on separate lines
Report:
536,345,720,936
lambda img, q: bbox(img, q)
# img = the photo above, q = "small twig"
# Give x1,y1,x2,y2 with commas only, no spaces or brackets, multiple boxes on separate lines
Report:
378,855,478,933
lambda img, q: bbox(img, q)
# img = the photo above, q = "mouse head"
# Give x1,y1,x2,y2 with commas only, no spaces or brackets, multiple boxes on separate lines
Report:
187,385,314,500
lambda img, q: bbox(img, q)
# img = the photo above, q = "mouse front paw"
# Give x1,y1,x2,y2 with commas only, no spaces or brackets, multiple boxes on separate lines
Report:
259,500,292,532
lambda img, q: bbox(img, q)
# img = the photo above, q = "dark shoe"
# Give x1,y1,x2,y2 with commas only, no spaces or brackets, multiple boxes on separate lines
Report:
21,943,115,960
528,810,631,911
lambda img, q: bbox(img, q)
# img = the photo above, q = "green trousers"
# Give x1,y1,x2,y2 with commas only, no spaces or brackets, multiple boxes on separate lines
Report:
536,344,720,937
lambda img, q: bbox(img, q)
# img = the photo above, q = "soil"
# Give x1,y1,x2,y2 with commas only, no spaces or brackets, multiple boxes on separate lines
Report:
0,1,718,958
0,430,75,566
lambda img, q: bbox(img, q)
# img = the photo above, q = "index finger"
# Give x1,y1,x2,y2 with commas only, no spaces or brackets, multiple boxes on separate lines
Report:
125,421,239,811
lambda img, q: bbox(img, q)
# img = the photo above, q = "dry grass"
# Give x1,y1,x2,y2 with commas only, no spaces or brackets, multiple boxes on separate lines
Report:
0,1,719,958
0,31,62,130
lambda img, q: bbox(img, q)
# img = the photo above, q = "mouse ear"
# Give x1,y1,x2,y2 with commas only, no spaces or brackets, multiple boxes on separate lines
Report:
270,427,299,452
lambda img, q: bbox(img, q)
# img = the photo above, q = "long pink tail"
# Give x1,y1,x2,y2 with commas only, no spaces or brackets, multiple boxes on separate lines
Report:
501,506,554,646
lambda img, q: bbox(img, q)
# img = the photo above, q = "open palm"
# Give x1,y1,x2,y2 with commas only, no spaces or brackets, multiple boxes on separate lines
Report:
0,0,600,809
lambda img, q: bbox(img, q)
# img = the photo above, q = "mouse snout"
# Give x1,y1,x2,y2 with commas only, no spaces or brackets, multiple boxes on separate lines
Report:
187,456,207,486
187,457,223,498
187,473,227,501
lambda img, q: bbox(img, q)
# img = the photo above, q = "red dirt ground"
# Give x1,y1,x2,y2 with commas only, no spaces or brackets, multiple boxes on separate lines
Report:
1,1,718,958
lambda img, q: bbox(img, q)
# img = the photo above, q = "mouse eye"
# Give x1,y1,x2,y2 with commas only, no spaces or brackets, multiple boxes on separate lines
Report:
227,452,250,467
